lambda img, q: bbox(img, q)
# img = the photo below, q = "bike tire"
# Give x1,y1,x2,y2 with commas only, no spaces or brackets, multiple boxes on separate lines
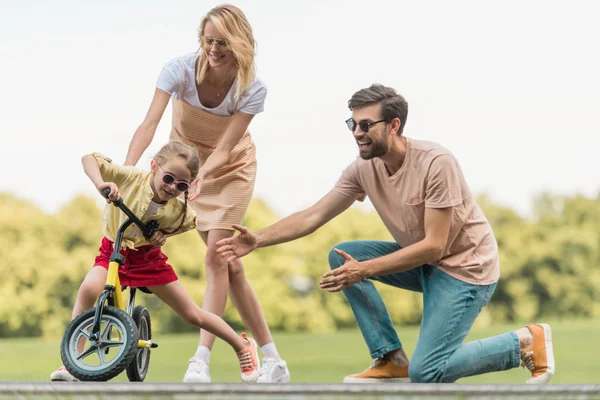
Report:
126,305,152,382
61,306,138,381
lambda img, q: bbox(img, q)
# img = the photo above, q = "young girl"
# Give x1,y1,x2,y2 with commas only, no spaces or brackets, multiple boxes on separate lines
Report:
50,141,260,382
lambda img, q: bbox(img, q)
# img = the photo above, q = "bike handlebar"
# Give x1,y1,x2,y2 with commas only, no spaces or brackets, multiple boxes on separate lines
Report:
102,187,159,239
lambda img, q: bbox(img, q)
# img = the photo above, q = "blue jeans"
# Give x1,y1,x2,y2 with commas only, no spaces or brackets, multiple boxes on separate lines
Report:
328,240,521,383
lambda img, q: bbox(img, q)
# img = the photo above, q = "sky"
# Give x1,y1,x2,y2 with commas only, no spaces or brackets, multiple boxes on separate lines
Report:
1,0,599,219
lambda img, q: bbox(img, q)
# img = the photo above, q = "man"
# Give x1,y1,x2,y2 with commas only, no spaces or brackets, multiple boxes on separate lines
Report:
216,84,554,383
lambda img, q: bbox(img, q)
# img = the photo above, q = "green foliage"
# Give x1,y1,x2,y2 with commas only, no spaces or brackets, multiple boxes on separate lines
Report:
0,190,599,337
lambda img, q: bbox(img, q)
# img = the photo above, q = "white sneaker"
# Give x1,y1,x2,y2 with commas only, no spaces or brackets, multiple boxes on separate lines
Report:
257,358,291,383
50,366,79,382
183,358,211,383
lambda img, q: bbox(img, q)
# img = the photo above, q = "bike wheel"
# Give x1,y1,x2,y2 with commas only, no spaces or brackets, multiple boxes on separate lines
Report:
61,306,138,381
126,305,152,382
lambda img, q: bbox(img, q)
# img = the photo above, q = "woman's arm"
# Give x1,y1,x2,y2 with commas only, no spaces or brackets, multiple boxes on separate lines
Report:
188,111,254,200
124,89,171,166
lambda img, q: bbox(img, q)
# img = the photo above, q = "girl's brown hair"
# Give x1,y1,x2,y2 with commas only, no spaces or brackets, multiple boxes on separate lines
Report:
153,141,199,233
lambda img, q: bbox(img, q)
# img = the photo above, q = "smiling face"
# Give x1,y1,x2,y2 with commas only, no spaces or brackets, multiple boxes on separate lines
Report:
201,20,235,70
150,157,193,203
351,103,391,160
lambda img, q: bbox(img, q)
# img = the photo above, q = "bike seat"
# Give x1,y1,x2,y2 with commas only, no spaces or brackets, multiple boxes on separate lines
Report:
121,286,153,294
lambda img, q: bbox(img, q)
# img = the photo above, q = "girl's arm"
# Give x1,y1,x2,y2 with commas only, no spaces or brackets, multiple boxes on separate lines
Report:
82,154,121,202
124,89,171,166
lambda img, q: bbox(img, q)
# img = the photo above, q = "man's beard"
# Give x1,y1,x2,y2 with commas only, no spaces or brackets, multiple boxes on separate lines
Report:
359,139,388,160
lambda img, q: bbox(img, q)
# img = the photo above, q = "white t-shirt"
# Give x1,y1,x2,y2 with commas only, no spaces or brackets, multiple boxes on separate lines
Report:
156,52,267,116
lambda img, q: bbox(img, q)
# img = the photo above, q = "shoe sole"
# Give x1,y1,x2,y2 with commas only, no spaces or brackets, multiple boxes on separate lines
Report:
526,323,555,384
50,372,78,382
343,376,411,383
257,372,291,383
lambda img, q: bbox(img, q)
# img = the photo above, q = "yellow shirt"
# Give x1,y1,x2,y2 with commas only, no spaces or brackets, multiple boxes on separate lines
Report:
93,153,196,249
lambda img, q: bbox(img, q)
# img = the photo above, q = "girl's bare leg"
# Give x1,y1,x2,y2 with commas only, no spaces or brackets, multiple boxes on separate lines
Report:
149,280,246,351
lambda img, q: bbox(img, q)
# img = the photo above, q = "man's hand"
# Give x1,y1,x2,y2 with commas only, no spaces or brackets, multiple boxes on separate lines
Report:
97,182,120,203
320,248,368,292
216,224,258,262
148,231,167,247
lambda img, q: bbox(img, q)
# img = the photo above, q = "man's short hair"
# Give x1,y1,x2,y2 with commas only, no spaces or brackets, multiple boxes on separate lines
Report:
348,84,408,134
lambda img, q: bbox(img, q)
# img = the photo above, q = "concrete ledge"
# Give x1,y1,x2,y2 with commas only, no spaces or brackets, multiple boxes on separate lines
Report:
1,382,600,399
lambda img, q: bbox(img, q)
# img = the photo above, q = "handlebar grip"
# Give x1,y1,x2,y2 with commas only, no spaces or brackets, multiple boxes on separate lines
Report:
102,187,122,206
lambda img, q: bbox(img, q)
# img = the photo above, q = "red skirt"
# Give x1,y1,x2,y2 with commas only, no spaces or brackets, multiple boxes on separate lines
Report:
94,237,178,287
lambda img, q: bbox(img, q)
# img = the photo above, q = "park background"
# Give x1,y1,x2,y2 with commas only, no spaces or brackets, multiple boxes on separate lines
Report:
1,0,599,383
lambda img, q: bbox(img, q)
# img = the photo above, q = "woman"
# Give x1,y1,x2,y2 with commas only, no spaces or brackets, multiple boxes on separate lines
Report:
124,4,290,383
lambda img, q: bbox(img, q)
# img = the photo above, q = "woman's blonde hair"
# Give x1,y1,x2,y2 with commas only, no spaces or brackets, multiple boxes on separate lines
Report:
196,4,256,102
153,141,200,233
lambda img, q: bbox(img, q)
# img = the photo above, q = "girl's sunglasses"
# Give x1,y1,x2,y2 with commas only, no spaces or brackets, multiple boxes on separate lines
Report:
157,165,190,192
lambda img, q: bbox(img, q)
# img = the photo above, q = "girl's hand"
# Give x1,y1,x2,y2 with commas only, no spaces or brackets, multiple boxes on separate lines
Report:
97,182,120,203
148,231,167,247
188,175,204,202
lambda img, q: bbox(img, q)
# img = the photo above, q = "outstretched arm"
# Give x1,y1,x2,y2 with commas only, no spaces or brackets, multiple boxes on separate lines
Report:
216,191,356,262
124,89,171,166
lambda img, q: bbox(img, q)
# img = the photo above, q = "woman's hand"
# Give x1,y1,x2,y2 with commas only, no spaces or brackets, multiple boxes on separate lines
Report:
97,182,120,203
188,174,205,201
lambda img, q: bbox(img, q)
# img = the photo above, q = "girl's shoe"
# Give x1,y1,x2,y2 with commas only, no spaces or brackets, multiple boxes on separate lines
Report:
50,366,79,382
237,333,260,382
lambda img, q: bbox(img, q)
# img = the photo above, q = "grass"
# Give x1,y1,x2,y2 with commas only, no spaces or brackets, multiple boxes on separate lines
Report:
0,318,598,383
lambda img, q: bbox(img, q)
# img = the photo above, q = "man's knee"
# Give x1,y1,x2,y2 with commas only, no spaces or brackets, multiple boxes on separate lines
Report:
408,360,445,383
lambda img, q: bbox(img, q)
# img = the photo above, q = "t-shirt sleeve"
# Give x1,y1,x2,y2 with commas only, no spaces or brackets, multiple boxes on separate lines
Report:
424,155,463,208
91,153,134,187
156,58,183,96
238,80,267,115
332,160,366,201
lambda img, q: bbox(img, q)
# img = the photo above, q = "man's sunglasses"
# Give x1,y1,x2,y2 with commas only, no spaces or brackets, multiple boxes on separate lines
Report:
157,165,190,192
345,118,387,133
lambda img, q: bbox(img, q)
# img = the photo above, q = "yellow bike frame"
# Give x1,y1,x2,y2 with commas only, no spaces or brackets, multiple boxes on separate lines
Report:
106,261,125,311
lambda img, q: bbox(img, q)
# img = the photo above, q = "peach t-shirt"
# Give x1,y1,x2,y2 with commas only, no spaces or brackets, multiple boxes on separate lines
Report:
333,138,499,285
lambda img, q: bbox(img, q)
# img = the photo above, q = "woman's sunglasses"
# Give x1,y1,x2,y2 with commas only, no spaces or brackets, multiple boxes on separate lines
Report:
201,36,230,50
157,165,190,192
345,118,387,133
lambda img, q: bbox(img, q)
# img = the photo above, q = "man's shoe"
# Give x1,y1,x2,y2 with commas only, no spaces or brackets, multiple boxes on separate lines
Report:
50,366,78,382
521,323,555,384
343,357,410,383
257,358,291,383
183,358,211,383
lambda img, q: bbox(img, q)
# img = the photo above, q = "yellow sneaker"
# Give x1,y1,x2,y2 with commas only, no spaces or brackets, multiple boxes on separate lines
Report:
237,333,260,382
343,357,410,383
521,323,555,384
